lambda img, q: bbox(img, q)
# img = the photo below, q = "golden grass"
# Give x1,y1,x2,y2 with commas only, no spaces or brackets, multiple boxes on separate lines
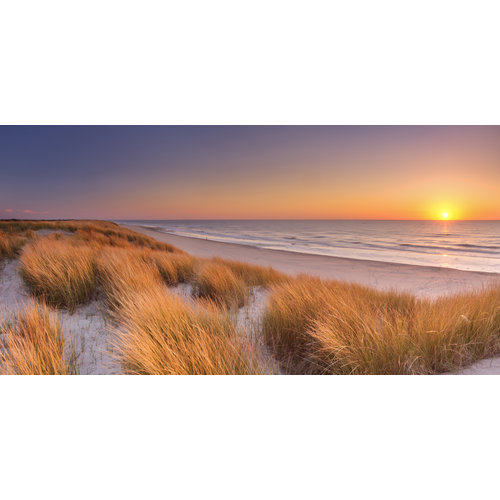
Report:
211,257,286,287
112,284,269,375
95,247,164,310
261,276,352,371
74,226,179,253
23,229,37,240
0,303,73,375
149,251,195,286
194,261,247,308
263,276,500,374
0,220,180,253
0,231,26,259
20,237,97,311
0,219,106,234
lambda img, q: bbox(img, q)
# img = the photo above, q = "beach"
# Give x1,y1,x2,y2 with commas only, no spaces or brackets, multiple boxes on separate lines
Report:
123,224,500,300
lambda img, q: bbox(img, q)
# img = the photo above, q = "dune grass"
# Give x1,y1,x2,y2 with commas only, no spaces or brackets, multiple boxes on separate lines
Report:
262,276,500,374
0,231,26,260
74,225,179,253
112,284,270,375
95,247,164,310
10,220,183,313
261,276,368,372
20,237,97,311
193,261,248,308
0,303,73,375
0,219,179,253
149,251,195,286
210,257,286,287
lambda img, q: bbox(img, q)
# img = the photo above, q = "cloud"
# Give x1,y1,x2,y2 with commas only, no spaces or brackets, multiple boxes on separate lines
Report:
4,209,13,213
23,209,48,215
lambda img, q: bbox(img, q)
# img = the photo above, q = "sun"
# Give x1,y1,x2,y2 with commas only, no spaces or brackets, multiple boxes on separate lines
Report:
442,212,449,219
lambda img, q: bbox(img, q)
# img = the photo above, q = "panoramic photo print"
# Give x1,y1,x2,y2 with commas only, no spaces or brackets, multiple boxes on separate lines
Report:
1,125,499,375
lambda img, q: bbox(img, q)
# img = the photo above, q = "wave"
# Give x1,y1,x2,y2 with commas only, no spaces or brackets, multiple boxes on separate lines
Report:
398,242,500,255
165,227,500,257
122,220,500,273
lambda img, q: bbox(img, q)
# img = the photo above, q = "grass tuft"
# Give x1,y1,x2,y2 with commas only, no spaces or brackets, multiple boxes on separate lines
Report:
194,261,247,308
112,285,269,374
149,251,196,286
263,276,500,374
0,303,73,375
95,247,163,310
211,257,286,287
0,231,26,259
20,237,97,311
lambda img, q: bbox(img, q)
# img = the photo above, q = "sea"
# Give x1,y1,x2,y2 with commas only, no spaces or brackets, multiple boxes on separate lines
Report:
118,220,500,274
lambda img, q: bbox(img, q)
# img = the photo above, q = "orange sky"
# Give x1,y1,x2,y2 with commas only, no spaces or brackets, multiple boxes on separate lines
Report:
1,126,499,220
111,128,500,220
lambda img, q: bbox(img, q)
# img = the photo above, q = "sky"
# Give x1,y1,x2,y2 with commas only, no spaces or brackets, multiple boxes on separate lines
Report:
0,126,499,220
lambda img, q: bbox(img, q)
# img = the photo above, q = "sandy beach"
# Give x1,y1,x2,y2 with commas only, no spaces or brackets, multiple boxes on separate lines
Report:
123,224,500,300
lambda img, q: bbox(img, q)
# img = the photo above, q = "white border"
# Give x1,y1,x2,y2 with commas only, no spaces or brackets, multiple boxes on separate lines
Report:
1,1,500,498
0,1,499,125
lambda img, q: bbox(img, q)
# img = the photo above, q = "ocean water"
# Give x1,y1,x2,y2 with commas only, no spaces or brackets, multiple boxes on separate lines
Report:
119,220,500,273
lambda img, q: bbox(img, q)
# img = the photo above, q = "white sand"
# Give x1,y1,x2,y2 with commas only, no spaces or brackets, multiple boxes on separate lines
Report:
0,259,119,375
236,287,280,374
453,358,500,375
124,224,500,300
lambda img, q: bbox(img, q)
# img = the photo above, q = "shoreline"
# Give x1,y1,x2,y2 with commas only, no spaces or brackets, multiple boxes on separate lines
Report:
122,224,500,299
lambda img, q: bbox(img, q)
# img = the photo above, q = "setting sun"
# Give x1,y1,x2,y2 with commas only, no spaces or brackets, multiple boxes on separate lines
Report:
442,212,449,219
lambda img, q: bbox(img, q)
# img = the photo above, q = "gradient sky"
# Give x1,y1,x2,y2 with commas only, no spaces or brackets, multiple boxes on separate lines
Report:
1,126,499,220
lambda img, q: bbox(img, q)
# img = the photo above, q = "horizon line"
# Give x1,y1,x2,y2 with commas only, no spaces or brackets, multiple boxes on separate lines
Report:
4,217,500,222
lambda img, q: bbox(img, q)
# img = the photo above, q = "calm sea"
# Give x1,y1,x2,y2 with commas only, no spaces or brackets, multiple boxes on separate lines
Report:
118,220,500,273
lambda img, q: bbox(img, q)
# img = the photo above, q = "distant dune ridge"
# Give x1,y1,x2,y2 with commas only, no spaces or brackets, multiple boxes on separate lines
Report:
0,219,499,375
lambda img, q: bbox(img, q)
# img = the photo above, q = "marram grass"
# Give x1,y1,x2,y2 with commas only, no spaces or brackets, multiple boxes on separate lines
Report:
112,285,271,375
20,237,97,311
0,303,74,375
0,231,26,260
262,276,500,374
193,261,248,308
